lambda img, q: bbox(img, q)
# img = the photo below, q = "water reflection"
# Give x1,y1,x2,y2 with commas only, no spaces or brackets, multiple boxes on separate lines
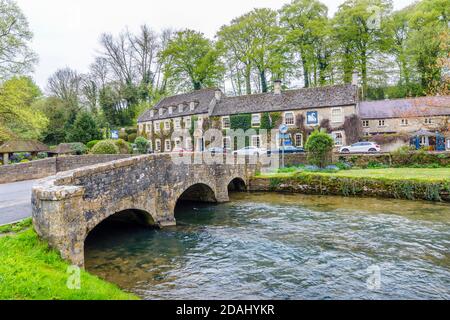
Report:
85,193,450,300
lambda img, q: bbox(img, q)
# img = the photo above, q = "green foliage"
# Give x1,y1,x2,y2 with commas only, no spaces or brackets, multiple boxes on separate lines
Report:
114,139,132,154
0,228,137,300
118,131,128,141
66,111,102,144
161,29,224,91
128,133,137,143
86,140,100,149
305,129,334,168
91,140,119,155
0,218,32,234
67,142,87,155
135,136,150,154
230,114,252,131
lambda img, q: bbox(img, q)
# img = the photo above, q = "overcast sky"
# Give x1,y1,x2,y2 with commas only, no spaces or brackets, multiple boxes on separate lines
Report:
16,0,415,88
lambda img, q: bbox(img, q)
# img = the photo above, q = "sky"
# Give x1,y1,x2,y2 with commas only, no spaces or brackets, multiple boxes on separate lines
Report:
16,0,416,89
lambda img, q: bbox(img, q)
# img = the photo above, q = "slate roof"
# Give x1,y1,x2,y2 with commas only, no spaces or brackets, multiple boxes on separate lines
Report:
360,96,450,120
49,143,78,155
0,140,49,153
138,88,218,122
211,84,358,117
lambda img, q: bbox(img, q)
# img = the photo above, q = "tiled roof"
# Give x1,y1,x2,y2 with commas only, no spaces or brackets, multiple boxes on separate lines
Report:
360,96,450,119
138,88,218,122
211,84,358,116
0,140,49,153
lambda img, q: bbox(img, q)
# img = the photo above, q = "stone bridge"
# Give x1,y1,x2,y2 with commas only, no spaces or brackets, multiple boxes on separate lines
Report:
32,154,259,267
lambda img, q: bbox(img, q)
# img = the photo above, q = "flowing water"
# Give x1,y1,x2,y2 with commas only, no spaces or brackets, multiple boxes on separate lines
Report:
85,193,450,300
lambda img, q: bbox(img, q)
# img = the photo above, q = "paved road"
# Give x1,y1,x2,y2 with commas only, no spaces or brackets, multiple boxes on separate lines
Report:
0,180,38,226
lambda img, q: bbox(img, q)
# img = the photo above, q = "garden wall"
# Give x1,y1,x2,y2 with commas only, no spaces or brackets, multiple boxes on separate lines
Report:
0,155,133,184
249,174,450,203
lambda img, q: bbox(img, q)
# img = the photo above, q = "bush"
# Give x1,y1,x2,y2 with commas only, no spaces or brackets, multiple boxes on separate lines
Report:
65,111,102,144
114,139,132,154
305,129,334,168
91,140,119,155
86,140,100,149
119,131,128,141
128,133,137,143
135,137,150,154
68,142,87,155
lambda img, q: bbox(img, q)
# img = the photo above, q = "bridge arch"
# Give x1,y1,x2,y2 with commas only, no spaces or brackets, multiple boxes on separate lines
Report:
227,177,247,192
176,182,218,204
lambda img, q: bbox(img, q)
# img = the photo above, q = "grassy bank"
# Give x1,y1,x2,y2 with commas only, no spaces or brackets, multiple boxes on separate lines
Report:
0,227,138,300
253,168,450,202
260,168,450,183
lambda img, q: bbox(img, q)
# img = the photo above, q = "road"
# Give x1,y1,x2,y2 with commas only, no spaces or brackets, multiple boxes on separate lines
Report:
0,180,37,226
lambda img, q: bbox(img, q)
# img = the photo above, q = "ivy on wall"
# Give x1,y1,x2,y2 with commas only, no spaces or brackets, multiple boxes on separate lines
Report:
230,114,252,131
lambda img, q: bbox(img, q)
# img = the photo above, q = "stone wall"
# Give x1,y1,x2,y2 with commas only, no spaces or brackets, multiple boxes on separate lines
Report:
0,155,133,184
0,158,56,184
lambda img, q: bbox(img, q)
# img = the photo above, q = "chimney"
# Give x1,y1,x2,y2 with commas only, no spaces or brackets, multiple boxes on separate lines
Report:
352,71,359,86
215,89,222,101
274,80,282,95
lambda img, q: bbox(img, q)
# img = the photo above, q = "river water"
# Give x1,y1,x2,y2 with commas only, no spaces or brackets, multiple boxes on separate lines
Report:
85,193,450,300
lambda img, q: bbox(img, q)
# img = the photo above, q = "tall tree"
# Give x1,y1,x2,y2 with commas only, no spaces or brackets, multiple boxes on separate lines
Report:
333,0,393,94
0,0,37,79
47,68,83,110
161,29,224,91
280,0,331,87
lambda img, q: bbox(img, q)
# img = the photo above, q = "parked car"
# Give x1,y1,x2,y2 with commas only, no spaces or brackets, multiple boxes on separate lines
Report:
207,147,232,155
267,146,305,155
339,142,381,154
233,146,267,156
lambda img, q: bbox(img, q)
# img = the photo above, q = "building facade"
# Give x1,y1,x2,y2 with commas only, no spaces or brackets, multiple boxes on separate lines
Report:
138,83,450,153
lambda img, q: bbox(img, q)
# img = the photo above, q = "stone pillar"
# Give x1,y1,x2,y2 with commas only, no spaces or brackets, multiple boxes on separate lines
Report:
154,186,177,228
3,153,8,165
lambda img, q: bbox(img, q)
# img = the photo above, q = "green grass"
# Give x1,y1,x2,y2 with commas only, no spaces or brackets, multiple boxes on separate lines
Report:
0,228,138,300
0,218,33,234
259,168,450,182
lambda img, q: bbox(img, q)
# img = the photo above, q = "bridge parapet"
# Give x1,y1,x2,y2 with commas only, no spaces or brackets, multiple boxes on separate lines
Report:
32,154,259,267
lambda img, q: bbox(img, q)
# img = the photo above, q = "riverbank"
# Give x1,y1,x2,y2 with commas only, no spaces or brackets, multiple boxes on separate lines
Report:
251,168,450,202
0,225,138,300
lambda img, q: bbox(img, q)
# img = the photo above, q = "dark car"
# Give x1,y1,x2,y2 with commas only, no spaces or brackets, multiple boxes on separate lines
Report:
267,146,305,155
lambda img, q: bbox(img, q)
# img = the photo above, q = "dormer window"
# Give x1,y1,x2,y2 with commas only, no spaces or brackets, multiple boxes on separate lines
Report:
190,102,196,111
150,110,154,118
179,104,184,113
159,108,164,116
168,107,173,115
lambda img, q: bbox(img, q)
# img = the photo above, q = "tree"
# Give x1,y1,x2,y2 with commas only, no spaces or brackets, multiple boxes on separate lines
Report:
47,68,83,110
333,0,393,94
280,0,331,87
66,111,102,144
305,129,334,168
0,0,37,79
161,29,224,91
33,96,67,145
0,76,47,141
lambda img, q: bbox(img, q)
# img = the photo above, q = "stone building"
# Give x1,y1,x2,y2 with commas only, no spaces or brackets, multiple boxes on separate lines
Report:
138,82,360,152
360,96,450,151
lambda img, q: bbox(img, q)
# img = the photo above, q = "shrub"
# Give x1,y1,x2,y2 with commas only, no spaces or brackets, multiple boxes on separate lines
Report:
65,111,102,144
128,133,137,143
68,142,87,155
305,129,334,168
91,140,119,155
135,137,150,154
119,131,128,141
86,140,100,149
114,139,132,154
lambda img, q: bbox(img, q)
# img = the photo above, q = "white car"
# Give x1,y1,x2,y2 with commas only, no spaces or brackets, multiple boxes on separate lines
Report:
340,142,381,154
233,146,267,156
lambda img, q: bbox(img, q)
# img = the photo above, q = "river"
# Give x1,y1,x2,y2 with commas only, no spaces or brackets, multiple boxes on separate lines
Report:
85,193,450,300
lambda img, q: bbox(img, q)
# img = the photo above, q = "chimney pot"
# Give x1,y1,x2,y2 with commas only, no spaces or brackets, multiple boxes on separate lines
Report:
274,80,282,95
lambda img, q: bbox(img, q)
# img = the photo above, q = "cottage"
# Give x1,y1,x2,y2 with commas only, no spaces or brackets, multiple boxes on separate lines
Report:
360,97,450,151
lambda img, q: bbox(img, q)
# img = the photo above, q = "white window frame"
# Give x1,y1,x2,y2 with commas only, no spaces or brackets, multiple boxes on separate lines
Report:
185,137,193,151
331,107,344,123
190,102,196,111
154,121,161,132
284,112,295,126
197,116,203,129
178,104,184,113
378,120,386,127
159,108,164,116
146,123,152,132
401,119,409,126
164,120,171,131
251,114,261,128
332,131,344,147
185,117,192,129
165,140,172,152
155,139,161,152
362,120,369,128
174,138,181,149
222,116,231,129
150,110,154,118
251,135,261,148
294,133,303,148
425,118,433,124
174,118,181,130
168,106,173,115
